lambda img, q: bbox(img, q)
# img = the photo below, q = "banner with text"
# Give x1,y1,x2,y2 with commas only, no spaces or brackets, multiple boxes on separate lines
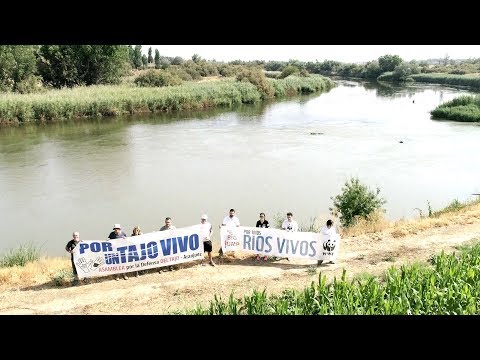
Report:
73,225,204,278
220,226,340,261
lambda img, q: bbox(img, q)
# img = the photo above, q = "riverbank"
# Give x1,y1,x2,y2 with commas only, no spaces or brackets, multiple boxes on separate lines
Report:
0,75,334,126
1,201,480,314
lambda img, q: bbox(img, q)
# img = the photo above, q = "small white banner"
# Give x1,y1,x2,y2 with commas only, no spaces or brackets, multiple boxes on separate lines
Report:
220,226,340,261
73,225,204,278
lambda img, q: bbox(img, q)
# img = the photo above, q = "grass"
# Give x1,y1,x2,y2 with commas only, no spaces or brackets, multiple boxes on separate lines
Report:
0,75,334,125
0,243,41,267
412,73,480,89
180,241,480,314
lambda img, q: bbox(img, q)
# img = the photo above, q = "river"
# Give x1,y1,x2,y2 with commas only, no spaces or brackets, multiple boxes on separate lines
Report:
1,80,479,256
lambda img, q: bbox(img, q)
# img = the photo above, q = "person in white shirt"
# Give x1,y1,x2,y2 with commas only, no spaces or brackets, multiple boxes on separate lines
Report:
222,208,240,227
199,214,215,266
281,212,299,232
318,219,338,266
220,208,240,256
279,212,298,260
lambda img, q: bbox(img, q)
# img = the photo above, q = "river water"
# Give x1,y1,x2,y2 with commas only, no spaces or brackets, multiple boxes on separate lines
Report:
1,80,479,256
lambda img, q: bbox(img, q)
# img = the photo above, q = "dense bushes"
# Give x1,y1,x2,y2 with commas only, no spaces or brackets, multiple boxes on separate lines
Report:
134,70,183,87
330,177,386,227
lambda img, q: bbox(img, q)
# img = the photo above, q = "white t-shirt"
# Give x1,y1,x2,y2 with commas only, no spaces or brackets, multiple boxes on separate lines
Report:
199,221,212,241
321,225,336,236
222,215,240,227
282,219,299,232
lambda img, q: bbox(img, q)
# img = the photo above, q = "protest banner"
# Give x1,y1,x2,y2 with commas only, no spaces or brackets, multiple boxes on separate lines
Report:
73,225,204,278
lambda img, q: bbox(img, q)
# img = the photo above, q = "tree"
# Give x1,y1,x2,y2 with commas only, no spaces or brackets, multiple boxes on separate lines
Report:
128,46,135,67
37,45,129,88
378,54,403,73
192,53,201,63
330,177,386,227
148,47,153,64
142,54,148,68
154,49,160,69
133,45,142,69
171,56,184,65
0,45,40,92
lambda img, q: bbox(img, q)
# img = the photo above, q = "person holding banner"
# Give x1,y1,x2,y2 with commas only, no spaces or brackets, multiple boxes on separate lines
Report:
131,225,145,277
279,212,298,260
255,212,269,261
159,217,176,271
317,219,338,266
160,217,176,231
199,214,215,266
108,224,129,281
220,209,241,257
65,231,82,286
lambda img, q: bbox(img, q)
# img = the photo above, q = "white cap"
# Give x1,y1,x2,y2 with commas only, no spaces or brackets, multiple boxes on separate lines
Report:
113,224,121,230
201,214,208,220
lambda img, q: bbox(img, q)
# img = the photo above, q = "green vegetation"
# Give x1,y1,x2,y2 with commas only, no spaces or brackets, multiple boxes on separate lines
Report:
428,197,480,218
0,243,41,267
330,177,386,227
413,73,480,88
0,75,334,125
180,241,480,314
431,95,480,122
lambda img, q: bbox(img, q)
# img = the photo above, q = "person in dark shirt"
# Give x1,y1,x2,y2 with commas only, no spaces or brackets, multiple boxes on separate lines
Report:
255,212,269,261
108,224,128,280
65,231,81,285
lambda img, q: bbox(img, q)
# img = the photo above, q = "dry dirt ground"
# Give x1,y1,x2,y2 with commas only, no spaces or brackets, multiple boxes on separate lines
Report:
1,207,480,315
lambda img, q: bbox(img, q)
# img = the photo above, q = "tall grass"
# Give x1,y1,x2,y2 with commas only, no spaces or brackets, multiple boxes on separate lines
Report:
181,241,480,314
412,73,480,88
0,243,41,267
431,95,480,122
0,76,334,125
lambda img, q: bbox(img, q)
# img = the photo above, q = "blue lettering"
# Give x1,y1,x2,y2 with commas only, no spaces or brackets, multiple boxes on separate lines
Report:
79,243,89,254
128,245,139,262
189,234,199,250
139,243,146,260
105,253,120,265
160,239,172,256
243,235,252,250
277,237,287,253
90,242,101,252
309,241,316,256
117,246,128,263
177,236,189,252
299,241,309,256
147,242,158,259
102,242,113,252
255,236,265,252
264,236,272,253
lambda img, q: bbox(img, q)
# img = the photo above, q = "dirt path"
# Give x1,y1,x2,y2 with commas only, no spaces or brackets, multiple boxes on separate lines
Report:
1,209,480,315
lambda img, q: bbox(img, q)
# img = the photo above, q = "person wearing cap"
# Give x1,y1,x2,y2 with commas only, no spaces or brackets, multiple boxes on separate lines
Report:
199,214,215,266
108,224,128,280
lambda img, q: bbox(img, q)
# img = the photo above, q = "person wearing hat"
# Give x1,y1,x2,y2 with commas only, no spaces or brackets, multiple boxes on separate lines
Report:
199,214,215,266
108,224,128,280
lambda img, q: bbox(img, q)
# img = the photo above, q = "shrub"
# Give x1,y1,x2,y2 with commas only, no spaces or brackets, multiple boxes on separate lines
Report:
0,243,41,267
134,70,182,87
330,177,386,228
236,68,275,100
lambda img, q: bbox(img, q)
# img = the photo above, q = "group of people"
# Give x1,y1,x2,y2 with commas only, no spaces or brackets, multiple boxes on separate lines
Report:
65,209,338,285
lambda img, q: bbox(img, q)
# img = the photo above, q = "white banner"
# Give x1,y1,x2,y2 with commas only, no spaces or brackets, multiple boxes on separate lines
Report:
220,226,340,261
73,225,204,278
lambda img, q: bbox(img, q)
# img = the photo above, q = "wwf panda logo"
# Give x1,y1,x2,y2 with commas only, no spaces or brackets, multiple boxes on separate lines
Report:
323,238,336,252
